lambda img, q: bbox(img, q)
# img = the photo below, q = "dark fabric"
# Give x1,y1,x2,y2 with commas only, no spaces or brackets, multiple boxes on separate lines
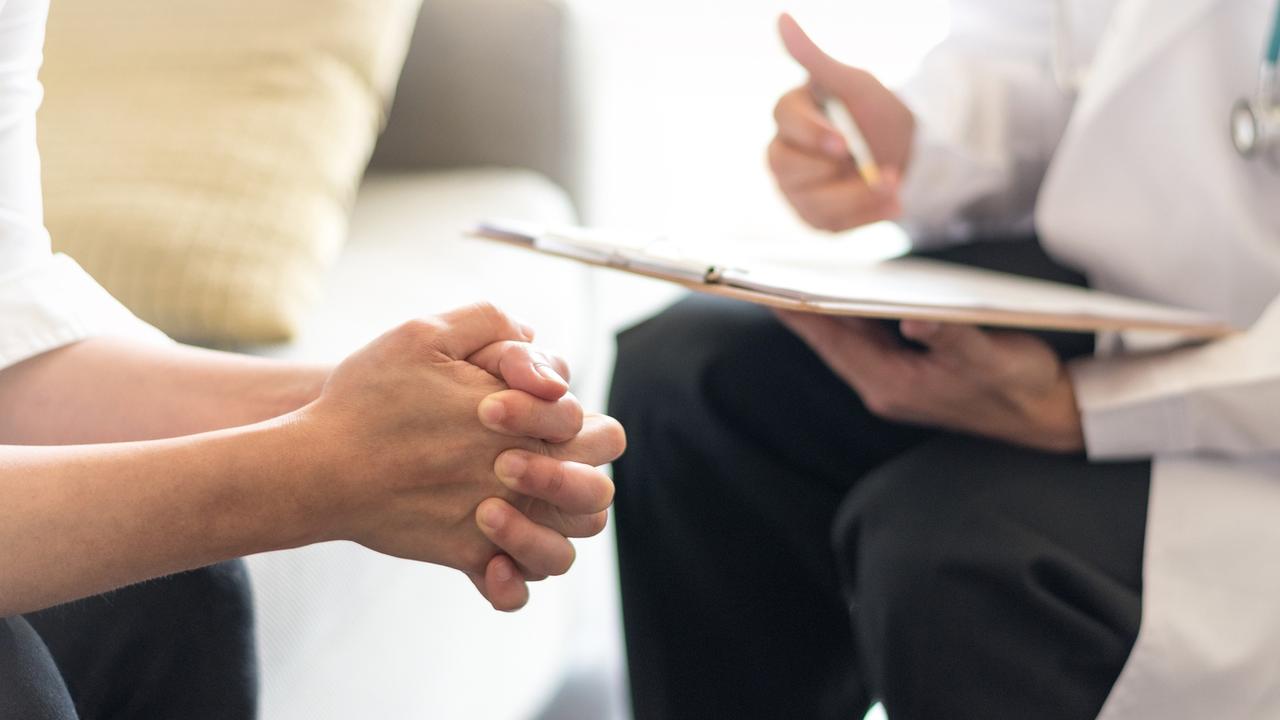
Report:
609,240,1150,720
0,616,78,720
9,560,259,720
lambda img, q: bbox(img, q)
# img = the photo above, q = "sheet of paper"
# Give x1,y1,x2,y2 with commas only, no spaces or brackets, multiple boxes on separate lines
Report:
470,220,1235,337
721,258,1221,327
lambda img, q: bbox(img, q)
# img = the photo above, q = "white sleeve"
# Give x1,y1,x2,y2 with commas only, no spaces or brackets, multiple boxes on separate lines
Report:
0,0,165,373
894,0,1076,247
1068,297,1280,461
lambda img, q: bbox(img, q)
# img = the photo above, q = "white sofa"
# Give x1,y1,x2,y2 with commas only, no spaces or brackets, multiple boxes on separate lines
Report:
240,2,676,717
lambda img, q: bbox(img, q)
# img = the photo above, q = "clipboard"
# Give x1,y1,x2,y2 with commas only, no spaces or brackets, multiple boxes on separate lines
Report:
470,220,1238,339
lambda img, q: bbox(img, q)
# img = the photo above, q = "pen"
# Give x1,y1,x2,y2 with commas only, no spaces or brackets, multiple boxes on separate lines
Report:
821,96,883,189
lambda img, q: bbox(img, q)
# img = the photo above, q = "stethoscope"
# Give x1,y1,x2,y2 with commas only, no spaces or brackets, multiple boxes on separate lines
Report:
1231,3,1280,162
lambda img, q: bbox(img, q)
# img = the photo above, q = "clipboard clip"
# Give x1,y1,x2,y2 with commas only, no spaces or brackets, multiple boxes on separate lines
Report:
538,228,738,285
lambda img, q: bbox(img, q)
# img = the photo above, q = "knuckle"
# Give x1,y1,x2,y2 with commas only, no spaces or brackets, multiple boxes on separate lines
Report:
767,139,786,173
468,300,506,323
398,317,443,344
774,87,806,126
547,402,584,443
772,97,789,126
461,301,516,336
544,460,567,499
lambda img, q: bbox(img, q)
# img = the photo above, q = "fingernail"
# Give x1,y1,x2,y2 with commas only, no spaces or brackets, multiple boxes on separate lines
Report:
494,559,514,583
534,363,566,386
496,452,528,482
478,397,506,425
517,322,537,340
479,504,505,531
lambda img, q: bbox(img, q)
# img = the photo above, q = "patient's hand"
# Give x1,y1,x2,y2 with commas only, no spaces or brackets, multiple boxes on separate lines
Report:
466,339,624,611
778,313,1085,453
293,303,625,612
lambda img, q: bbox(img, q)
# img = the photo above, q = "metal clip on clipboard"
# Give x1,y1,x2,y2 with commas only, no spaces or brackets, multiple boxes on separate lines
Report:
475,220,737,284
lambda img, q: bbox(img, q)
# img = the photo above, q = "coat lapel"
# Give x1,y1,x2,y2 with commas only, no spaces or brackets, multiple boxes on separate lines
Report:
1071,0,1227,126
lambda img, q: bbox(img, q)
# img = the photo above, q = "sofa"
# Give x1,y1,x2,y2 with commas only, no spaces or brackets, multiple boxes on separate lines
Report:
240,1,674,717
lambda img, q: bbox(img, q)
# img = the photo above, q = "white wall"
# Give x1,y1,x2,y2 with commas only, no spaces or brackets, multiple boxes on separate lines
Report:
566,0,950,257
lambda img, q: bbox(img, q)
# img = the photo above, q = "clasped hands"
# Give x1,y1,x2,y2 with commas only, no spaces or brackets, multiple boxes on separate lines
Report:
294,303,625,613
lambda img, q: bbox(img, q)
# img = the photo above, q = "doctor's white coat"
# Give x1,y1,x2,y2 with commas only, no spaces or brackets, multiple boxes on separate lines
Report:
897,0,1280,716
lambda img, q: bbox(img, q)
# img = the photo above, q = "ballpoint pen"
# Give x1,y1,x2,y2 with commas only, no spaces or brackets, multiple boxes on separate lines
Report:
821,95,883,189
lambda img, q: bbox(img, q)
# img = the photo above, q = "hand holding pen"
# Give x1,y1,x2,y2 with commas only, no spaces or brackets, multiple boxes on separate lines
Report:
769,13,916,232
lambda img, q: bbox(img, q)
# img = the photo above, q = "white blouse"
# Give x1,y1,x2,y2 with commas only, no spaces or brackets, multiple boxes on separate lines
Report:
0,0,163,372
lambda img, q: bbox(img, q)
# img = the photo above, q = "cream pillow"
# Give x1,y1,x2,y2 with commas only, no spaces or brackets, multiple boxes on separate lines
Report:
39,0,423,344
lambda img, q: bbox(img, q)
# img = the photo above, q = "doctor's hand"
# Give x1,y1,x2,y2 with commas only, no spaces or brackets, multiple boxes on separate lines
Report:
769,14,915,232
292,304,624,612
778,313,1085,453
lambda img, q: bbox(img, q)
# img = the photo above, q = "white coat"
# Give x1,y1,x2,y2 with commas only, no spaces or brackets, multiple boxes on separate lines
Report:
896,0,1280,716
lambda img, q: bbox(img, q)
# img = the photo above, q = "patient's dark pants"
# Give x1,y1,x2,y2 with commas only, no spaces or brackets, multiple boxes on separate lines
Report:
609,241,1150,720
0,561,257,720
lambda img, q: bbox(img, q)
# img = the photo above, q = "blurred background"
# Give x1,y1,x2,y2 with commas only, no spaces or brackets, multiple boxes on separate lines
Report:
569,0,947,243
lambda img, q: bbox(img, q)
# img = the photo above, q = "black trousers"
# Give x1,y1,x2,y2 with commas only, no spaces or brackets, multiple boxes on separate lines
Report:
0,561,258,720
608,241,1151,720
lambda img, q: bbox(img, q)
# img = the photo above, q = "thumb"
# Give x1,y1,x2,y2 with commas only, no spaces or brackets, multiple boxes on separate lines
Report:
778,13,847,89
468,341,571,402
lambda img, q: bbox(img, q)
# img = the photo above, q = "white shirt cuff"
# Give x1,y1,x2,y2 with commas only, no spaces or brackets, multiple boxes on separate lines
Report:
0,254,169,371
1067,353,1191,461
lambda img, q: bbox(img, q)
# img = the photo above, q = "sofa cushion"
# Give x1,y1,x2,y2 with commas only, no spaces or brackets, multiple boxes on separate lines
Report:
38,0,422,345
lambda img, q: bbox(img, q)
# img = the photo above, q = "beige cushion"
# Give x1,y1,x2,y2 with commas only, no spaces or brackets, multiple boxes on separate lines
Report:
38,0,422,344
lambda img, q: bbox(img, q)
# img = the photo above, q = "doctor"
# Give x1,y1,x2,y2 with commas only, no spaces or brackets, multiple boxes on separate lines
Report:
609,1,1280,719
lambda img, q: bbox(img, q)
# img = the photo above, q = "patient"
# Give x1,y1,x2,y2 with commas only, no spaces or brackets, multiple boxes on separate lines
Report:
0,0,623,718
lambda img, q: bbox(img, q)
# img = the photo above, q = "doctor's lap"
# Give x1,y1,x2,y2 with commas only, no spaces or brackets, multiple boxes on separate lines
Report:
608,241,1150,720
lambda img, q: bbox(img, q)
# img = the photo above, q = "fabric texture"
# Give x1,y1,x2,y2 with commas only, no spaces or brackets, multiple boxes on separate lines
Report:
38,0,423,345
0,616,77,720
25,561,258,720
0,561,257,720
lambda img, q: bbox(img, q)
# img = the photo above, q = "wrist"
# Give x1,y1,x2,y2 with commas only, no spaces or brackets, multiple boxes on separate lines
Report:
1025,373,1086,454
257,364,331,419
223,411,348,552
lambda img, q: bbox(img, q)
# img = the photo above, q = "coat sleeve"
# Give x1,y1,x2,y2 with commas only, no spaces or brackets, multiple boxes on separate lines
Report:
1068,297,1280,460
0,0,165,372
895,0,1077,247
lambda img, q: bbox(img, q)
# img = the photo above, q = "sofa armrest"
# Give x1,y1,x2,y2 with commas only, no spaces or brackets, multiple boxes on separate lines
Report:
369,0,579,204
